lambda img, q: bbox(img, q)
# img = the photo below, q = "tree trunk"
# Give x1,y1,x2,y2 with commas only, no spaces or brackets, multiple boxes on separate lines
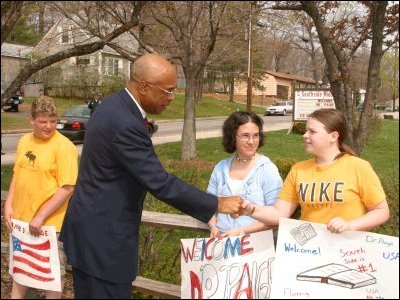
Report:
229,75,235,102
38,2,45,34
301,1,355,151
354,1,388,154
195,66,205,103
182,70,199,160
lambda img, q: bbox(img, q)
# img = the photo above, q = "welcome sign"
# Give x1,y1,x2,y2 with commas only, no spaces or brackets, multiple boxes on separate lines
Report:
180,230,275,299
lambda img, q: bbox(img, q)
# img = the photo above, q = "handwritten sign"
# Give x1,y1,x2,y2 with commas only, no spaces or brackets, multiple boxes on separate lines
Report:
271,218,399,299
180,230,275,299
9,218,61,292
294,89,335,121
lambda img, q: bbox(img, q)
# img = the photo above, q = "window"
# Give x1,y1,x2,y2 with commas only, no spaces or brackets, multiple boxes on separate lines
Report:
107,57,120,76
77,58,90,65
61,25,69,43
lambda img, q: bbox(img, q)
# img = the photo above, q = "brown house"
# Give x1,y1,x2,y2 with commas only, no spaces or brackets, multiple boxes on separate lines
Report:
234,70,316,105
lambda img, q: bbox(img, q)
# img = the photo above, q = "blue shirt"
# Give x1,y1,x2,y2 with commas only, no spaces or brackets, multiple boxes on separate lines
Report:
207,154,283,233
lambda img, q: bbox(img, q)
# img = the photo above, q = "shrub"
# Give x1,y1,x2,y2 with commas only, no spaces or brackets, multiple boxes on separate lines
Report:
273,157,297,179
291,122,306,135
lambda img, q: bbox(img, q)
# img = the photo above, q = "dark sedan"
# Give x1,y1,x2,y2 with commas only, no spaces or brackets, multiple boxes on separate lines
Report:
57,104,91,142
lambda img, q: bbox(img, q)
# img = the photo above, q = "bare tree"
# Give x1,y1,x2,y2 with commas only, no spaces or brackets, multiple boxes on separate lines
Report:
146,1,228,160
1,1,146,106
273,1,399,154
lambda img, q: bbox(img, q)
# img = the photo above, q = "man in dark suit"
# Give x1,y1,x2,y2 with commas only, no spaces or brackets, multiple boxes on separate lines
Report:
59,54,244,299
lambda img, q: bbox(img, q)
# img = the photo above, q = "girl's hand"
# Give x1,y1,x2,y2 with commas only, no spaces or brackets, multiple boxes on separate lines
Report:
221,228,244,238
209,225,220,238
327,217,351,233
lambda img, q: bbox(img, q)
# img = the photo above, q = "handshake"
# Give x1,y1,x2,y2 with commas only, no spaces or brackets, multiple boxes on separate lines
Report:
217,196,255,217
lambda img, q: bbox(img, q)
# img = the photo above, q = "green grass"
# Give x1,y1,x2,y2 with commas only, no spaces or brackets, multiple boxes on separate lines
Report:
1,94,264,130
148,94,264,120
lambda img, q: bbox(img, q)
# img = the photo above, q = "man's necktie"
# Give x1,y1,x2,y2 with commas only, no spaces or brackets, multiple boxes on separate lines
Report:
144,117,149,129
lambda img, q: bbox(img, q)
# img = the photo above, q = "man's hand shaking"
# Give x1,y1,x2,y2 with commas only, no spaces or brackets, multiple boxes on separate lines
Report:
217,196,245,216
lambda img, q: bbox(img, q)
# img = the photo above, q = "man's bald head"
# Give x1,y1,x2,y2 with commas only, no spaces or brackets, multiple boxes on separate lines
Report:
130,54,176,84
127,54,177,115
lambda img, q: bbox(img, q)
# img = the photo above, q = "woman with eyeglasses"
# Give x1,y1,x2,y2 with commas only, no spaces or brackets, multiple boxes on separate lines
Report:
207,111,283,238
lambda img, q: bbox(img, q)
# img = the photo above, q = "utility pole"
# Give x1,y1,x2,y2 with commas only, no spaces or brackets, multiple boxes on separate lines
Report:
246,2,253,112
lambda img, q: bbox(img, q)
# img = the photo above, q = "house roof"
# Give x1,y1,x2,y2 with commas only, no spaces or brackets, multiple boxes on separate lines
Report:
1,43,33,58
33,16,138,59
265,70,316,84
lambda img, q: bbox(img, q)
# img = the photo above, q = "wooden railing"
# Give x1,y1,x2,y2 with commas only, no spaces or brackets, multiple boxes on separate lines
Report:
1,190,208,298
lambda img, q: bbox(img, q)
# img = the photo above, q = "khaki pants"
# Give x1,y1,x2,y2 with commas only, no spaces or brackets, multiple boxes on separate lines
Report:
56,233,66,276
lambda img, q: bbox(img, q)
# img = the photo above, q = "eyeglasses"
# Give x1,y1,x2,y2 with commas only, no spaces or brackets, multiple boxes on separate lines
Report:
146,82,177,96
236,133,261,142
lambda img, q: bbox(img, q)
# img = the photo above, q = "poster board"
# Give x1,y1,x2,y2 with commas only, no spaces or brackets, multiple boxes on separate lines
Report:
180,230,275,299
9,218,61,292
271,218,399,299
294,89,335,121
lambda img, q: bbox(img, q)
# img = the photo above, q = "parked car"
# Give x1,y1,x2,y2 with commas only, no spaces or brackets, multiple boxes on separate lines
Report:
374,103,386,110
1,89,24,112
384,105,399,112
264,100,293,116
57,104,91,142
57,104,159,142
356,102,364,111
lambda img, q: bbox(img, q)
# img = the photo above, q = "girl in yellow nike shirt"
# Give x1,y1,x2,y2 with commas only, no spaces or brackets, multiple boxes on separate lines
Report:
242,108,389,233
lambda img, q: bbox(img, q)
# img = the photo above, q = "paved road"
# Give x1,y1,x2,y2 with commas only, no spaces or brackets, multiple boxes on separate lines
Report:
1,115,292,165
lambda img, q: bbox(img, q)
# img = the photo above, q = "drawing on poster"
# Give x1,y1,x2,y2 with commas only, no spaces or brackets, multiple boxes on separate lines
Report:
290,223,317,246
180,230,275,299
9,218,61,292
297,263,376,289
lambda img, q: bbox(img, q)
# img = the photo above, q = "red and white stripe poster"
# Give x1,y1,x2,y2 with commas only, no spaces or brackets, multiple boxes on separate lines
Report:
9,218,61,292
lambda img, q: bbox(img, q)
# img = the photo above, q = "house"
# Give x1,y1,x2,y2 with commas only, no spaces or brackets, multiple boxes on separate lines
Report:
1,42,33,89
1,42,44,97
234,70,316,105
31,17,139,98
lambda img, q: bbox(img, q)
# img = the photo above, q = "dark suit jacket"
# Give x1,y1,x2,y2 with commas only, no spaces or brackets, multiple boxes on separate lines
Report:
60,88,218,283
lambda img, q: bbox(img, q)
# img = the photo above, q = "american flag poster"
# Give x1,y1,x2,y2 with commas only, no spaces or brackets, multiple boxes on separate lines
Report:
9,218,61,292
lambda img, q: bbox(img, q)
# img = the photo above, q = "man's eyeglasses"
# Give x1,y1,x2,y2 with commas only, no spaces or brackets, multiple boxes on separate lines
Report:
236,133,261,142
146,82,177,96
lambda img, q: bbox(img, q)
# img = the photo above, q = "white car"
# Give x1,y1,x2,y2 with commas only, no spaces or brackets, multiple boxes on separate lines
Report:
264,100,293,116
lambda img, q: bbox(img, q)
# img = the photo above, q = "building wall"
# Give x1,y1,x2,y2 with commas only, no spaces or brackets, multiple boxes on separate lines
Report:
1,56,29,88
24,82,44,97
234,74,294,98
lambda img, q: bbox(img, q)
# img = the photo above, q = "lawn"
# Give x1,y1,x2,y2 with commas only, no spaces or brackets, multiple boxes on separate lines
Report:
1,94,265,130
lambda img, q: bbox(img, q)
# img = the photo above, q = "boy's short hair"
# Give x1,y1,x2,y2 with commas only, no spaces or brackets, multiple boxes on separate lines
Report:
31,96,57,118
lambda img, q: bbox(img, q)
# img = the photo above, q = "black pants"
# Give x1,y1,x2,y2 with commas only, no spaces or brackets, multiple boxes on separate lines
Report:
72,267,132,299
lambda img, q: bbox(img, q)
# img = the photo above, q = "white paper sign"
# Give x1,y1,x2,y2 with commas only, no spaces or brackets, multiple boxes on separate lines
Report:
294,89,335,121
271,218,399,299
9,218,61,292
180,230,275,299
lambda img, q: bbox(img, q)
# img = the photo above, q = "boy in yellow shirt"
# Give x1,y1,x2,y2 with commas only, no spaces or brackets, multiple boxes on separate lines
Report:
4,96,78,298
